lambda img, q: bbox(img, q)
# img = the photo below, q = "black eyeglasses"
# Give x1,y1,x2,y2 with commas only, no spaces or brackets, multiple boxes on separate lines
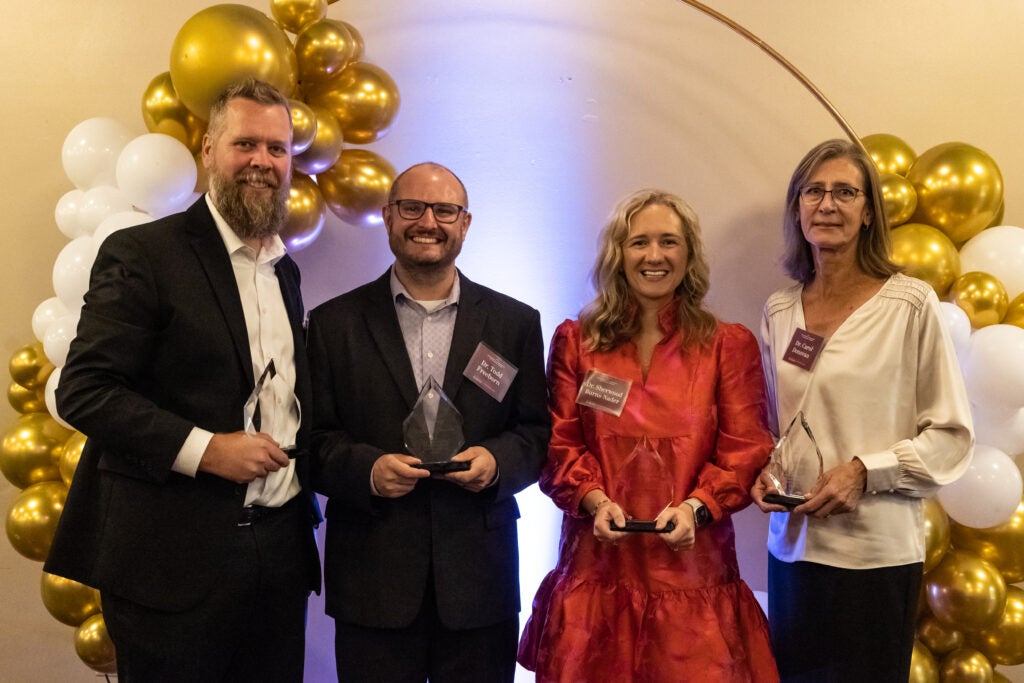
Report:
389,200,465,223
799,186,864,206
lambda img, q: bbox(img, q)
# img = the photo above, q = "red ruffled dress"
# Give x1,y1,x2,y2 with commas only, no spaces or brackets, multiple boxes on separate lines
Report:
518,311,778,683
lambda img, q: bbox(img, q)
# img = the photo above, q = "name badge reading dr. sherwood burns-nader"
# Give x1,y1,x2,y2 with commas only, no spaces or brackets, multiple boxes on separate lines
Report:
576,369,631,417
463,342,519,402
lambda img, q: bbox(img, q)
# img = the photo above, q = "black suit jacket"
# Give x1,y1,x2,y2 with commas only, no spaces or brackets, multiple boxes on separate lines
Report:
307,269,550,629
44,198,320,612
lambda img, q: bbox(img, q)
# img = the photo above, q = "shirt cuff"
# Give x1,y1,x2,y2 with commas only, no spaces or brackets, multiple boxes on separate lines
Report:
172,428,214,477
857,450,900,495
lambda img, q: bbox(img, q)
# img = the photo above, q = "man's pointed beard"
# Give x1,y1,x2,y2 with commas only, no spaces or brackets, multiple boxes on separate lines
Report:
210,168,290,241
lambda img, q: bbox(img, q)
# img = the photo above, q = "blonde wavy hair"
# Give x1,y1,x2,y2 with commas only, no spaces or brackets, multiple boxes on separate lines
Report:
579,190,717,351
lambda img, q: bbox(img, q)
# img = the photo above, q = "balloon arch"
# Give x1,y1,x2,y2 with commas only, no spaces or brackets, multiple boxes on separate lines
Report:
4,0,1024,678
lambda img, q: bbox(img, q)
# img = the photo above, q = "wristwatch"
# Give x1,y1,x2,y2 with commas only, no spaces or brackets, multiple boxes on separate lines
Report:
684,498,712,528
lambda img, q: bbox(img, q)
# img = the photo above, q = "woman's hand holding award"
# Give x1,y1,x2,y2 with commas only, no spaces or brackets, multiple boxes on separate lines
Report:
764,411,824,508
609,436,676,533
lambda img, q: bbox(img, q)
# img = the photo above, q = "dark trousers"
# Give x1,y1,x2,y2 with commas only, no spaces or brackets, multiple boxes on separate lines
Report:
335,577,518,683
768,556,922,683
102,498,309,683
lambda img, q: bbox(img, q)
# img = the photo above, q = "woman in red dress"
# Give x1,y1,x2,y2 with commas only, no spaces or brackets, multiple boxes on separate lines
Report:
518,190,778,682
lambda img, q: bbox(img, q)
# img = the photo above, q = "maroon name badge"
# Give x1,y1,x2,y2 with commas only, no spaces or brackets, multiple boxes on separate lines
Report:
463,342,519,402
783,328,825,371
576,369,632,417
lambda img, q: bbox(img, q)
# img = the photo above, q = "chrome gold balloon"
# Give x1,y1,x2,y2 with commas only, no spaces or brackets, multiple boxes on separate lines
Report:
336,20,365,61
926,550,1006,632
951,501,1024,584
938,647,993,682
293,106,344,176
305,61,400,145
281,174,326,252
270,0,327,34
8,381,47,414
909,640,939,683
74,614,117,674
141,72,206,155
918,612,964,656
889,223,961,297
1002,293,1024,329
969,585,1024,665
5,481,68,561
862,133,916,177
41,571,102,627
950,272,1010,328
879,172,918,227
317,149,396,229
294,18,359,84
59,431,87,488
0,413,74,489
908,142,1004,246
924,496,952,572
9,342,54,390
169,5,298,119
289,99,317,155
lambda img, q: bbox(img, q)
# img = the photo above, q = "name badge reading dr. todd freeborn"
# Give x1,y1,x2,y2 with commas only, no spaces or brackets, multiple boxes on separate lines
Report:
783,328,825,371
464,342,519,402
576,369,631,417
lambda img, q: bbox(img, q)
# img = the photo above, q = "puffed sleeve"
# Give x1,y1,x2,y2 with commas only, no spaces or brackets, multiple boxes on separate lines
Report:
538,320,606,516
857,292,974,496
688,324,775,520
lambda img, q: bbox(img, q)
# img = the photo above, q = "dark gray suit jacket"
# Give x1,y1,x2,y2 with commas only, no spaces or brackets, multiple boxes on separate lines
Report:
44,198,320,612
307,269,550,629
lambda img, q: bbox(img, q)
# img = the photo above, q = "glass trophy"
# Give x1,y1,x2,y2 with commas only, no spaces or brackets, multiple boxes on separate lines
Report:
763,411,824,508
403,377,470,473
243,359,301,452
609,436,676,533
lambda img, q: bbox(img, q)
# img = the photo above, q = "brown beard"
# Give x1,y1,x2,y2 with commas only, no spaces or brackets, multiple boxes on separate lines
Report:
209,168,290,241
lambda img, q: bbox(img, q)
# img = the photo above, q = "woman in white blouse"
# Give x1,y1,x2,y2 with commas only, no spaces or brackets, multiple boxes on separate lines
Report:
750,138,973,682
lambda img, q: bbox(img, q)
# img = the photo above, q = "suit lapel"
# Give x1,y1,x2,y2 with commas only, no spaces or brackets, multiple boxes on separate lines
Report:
364,271,420,409
444,272,487,400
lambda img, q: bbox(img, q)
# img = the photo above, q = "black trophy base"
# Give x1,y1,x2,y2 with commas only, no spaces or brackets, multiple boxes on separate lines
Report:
413,461,472,473
610,520,676,533
763,492,806,508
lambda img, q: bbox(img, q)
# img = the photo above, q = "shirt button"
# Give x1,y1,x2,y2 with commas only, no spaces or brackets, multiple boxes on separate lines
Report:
427,391,435,399
427,351,434,359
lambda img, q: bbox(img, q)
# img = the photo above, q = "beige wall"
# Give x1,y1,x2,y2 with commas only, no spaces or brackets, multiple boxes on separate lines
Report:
3,1,1023,680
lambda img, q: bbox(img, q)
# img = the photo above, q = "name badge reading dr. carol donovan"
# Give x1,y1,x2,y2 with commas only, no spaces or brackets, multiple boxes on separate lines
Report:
576,369,631,417
783,328,825,371
463,342,519,402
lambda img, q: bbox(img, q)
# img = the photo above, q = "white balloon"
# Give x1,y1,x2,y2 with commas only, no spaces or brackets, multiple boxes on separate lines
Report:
115,133,197,217
42,311,81,368
44,367,74,430
54,189,87,239
31,297,69,343
962,325,1024,412
52,236,97,308
959,225,1024,300
62,117,134,189
938,301,972,356
94,210,153,247
78,185,133,236
938,444,1023,528
972,406,1024,458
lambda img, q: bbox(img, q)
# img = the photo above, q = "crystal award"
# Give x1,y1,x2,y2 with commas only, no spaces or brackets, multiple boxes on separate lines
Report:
609,436,676,533
763,411,825,508
403,377,470,473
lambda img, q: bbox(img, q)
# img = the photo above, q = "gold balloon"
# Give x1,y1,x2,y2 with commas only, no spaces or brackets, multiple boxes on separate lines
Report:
951,501,1024,584
9,342,53,390
305,61,400,144
317,148,396,228
993,672,1012,683
74,614,117,674
169,5,298,119
294,19,358,84
289,99,317,155
925,496,952,572
950,272,1010,329
879,172,918,227
270,0,326,34
926,550,1006,632
59,431,87,488
5,481,68,561
41,571,102,627
1002,293,1024,329
141,72,206,155
919,612,965,655
988,201,1005,229
969,585,1024,665
862,133,916,177
909,640,940,683
293,106,344,175
8,381,47,414
0,413,74,489
939,647,993,682
281,174,326,252
336,21,365,60
908,142,1004,246
890,223,961,296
